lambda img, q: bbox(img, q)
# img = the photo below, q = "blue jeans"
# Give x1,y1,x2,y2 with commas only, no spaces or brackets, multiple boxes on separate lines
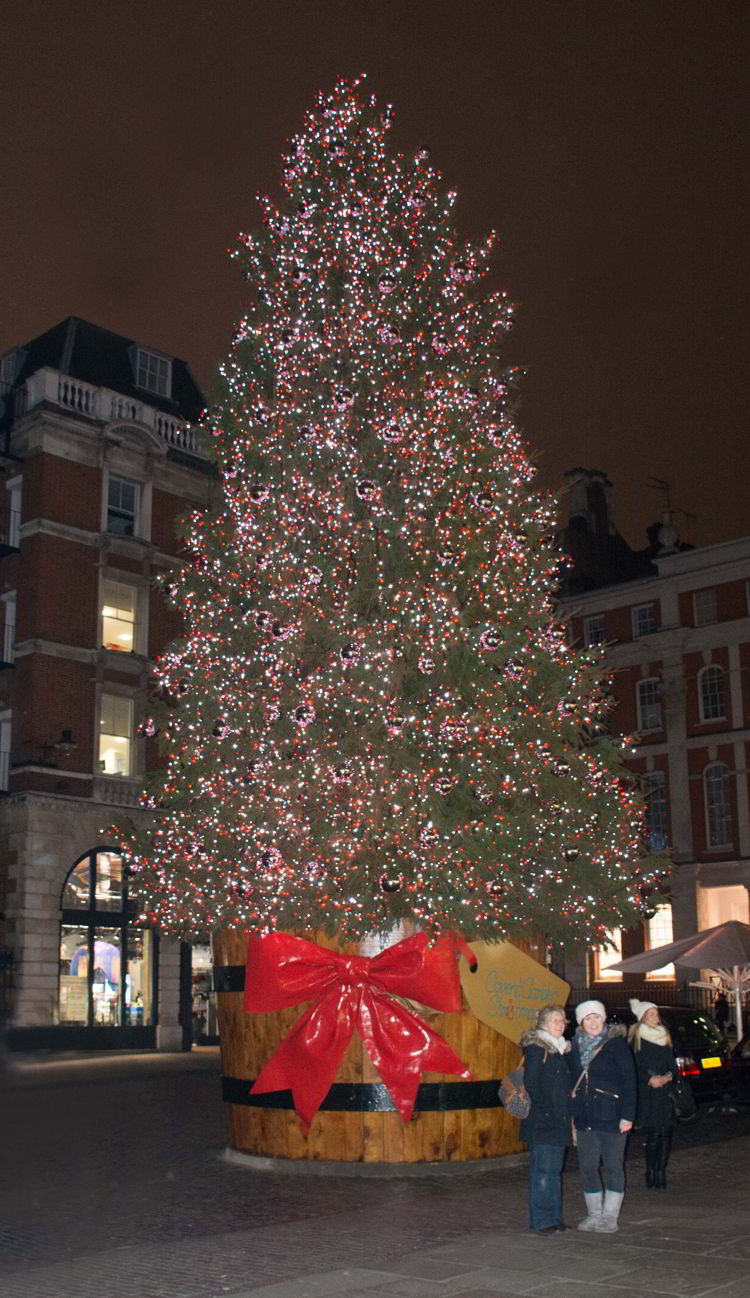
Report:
528,1143,567,1230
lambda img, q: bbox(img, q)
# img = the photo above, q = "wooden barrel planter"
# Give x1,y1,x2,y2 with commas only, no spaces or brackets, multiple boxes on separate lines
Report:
213,928,526,1164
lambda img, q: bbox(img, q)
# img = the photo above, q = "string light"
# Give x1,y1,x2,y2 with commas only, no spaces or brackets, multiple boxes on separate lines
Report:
114,77,667,948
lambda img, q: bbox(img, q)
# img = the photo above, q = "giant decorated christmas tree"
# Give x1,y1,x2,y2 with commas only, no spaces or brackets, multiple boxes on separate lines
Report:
120,78,664,965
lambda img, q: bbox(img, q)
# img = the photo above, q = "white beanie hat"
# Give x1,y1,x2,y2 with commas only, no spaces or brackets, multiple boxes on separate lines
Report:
575,999,606,1024
629,998,657,1021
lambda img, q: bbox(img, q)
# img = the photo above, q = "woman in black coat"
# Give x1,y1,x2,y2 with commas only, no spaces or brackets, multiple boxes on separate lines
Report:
520,1004,572,1233
569,1000,637,1234
628,998,675,1189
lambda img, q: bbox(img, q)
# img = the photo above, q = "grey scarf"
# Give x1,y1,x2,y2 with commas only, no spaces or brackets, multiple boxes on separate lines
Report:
576,1026,609,1069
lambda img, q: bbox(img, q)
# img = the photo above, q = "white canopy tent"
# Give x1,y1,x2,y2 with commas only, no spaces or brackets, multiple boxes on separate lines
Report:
609,920,750,1038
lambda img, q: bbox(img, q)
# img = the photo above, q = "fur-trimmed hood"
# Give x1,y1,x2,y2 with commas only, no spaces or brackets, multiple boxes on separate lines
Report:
520,1028,571,1053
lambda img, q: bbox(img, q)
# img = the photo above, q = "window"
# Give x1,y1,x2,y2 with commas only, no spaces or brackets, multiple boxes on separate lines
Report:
632,602,657,638
1,591,16,663
637,678,662,732
106,476,138,536
99,694,133,776
643,770,669,851
693,588,717,626
594,929,623,982
101,580,136,653
3,475,22,550
584,614,606,646
699,665,726,722
135,348,171,398
0,710,10,791
704,762,733,848
0,348,25,387
645,903,675,980
59,848,155,1029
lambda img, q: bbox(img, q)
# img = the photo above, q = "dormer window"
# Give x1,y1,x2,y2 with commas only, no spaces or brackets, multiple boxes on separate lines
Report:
134,348,171,398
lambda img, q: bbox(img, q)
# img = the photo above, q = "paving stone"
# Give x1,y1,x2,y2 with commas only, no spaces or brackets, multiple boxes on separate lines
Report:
595,1258,750,1296
521,1285,669,1298
226,1269,401,1297
2,1054,750,1298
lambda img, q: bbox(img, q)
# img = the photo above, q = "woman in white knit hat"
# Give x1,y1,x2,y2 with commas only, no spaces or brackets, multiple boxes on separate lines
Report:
628,999,674,1189
569,1000,637,1233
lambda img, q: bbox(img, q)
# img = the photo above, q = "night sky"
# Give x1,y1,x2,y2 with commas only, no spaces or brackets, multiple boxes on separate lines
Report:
2,0,747,549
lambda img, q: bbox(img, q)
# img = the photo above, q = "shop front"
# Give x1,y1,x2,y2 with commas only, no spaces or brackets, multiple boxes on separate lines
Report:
56,847,158,1049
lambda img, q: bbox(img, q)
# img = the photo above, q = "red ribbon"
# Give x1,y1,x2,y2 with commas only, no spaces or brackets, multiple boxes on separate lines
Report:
244,932,474,1131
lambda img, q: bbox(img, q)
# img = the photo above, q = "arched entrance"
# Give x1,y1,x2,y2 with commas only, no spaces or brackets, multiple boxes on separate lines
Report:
58,847,158,1048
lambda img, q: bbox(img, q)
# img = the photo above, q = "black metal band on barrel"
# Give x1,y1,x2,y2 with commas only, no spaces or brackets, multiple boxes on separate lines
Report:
213,964,246,992
222,1076,502,1112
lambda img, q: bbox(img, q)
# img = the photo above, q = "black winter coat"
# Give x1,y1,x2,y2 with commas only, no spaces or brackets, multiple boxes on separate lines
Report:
519,1030,572,1147
569,1026,637,1133
632,1036,675,1130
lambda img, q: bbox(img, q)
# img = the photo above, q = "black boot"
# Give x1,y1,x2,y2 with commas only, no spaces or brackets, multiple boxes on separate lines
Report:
645,1132,658,1188
655,1129,671,1189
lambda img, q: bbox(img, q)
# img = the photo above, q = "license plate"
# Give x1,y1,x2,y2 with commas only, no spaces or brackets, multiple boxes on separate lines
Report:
701,1056,722,1069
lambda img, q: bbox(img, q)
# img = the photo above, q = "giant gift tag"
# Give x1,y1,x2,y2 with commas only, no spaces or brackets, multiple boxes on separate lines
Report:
460,940,570,1044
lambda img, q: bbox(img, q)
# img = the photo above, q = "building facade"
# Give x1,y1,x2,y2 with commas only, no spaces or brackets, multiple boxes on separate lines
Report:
0,318,216,1048
558,470,750,997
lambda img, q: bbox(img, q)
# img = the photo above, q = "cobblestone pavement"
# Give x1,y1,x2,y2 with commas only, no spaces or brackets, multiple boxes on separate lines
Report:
2,1050,750,1298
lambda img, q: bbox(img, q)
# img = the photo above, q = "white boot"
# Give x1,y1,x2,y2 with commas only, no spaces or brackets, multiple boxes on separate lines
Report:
596,1189,624,1233
577,1191,603,1231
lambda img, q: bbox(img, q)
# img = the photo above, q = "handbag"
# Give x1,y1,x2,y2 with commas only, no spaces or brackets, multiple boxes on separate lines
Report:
670,1077,698,1123
500,1044,552,1119
499,1065,531,1118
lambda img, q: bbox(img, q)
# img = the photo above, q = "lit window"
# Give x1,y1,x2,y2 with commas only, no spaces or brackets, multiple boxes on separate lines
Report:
645,903,675,980
101,580,136,653
584,614,606,646
595,929,623,982
632,603,657,638
107,476,138,536
99,694,133,777
643,770,669,851
135,348,171,398
704,762,733,848
693,589,717,626
699,665,726,721
59,849,154,1029
637,678,662,732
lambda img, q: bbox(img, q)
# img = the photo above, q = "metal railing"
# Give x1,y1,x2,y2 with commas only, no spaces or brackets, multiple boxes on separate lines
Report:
567,983,715,1013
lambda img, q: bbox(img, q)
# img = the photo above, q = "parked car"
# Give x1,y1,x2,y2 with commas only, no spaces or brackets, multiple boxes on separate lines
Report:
605,1005,733,1105
729,1032,750,1104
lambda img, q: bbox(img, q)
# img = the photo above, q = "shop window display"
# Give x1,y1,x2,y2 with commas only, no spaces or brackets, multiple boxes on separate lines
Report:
191,944,217,1042
58,848,155,1032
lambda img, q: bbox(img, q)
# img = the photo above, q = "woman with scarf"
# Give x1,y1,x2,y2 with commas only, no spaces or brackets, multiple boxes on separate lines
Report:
520,1004,572,1233
628,999,674,1189
569,1000,637,1233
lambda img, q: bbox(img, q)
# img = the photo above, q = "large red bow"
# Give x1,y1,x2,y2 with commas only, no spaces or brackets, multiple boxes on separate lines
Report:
244,932,473,1131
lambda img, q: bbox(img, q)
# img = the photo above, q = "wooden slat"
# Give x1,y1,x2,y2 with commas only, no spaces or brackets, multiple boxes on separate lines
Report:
215,927,534,1163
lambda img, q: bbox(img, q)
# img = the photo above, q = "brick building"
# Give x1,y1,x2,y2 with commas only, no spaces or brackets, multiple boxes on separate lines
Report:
558,469,750,998
0,318,215,1048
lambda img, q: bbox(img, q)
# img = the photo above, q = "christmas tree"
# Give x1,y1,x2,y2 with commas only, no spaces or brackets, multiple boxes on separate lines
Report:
120,78,665,952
